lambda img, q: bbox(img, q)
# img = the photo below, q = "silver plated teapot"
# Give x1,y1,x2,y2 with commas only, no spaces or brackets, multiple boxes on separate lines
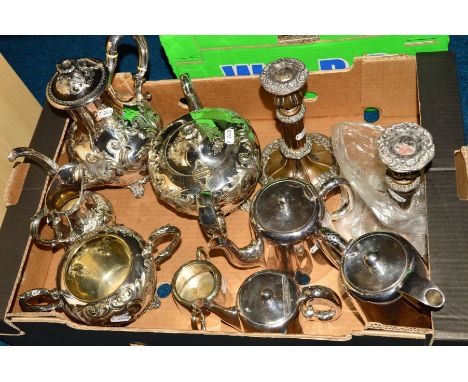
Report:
318,228,445,310
148,74,261,238
46,35,162,198
19,224,181,326
193,269,342,333
210,177,353,270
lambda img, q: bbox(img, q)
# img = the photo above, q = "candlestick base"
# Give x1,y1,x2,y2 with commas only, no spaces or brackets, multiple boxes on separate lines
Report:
260,133,339,187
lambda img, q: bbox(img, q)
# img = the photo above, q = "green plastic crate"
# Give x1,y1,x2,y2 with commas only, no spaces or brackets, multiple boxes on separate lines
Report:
160,35,449,78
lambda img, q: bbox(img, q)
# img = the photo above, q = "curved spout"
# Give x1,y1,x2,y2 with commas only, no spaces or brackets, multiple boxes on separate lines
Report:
316,227,348,269
8,147,59,175
209,228,265,268
179,73,203,111
194,298,241,331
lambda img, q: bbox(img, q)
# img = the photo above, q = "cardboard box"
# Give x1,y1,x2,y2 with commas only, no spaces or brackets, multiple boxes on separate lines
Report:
0,52,466,345
160,35,449,79
0,54,41,227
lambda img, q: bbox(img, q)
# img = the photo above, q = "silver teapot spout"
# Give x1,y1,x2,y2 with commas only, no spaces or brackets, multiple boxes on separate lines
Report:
209,229,265,268
193,298,242,331
8,147,60,175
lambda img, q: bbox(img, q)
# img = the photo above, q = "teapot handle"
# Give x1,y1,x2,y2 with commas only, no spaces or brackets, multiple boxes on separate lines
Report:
144,225,181,266
298,285,342,322
190,305,207,331
30,208,64,247
317,176,354,220
106,35,149,101
19,288,64,312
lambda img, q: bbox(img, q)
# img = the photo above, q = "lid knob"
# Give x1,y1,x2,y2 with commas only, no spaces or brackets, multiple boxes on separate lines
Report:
260,288,274,301
363,251,380,269
57,59,75,74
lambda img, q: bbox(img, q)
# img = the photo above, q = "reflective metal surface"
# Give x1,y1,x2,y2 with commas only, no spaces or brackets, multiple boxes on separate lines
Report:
9,147,114,247
259,58,338,187
195,269,342,333
19,224,181,326
148,73,261,236
377,122,435,209
172,247,224,330
318,228,445,310
46,35,162,197
211,177,353,273
65,234,133,302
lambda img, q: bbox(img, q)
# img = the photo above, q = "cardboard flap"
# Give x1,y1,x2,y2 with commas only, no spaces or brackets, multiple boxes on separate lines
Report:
4,163,30,207
361,55,418,118
417,52,465,170
455,147,468,200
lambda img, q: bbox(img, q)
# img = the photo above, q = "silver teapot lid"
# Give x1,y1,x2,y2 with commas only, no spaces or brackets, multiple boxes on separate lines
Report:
377,122,435,173
237,270,298,331
47,58,109,110
252,178,320,244
341,232,411,297
260,58,308,96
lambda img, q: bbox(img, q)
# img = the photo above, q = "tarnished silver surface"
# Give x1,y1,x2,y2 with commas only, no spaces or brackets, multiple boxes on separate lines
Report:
376,122,434,208
260,58,308,96
19,224,181,326
147,73,261,237
318,228,445,311
47,36,162,197
275,104,306,124
377,122,435,173
210,177,354,272
194,269,341,333
259,57,339,188
384,173,421,193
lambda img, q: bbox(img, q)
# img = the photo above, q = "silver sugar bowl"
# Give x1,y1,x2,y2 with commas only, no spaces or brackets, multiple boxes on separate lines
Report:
19,224,181,326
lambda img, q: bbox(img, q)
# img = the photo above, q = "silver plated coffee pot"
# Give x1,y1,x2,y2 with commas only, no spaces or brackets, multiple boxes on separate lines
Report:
46,35,162,198
193,269,342,333
318,228,445,310
148,73,261,238
19,224,181,326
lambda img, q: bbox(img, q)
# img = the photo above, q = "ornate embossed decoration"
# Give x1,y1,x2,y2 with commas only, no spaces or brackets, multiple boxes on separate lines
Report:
260,134,338,186
276,104,306,124
148,108,261,217
19,224,181,326
377,122,435,173
47,58,109,110
47,36,162,198
259,58,308,96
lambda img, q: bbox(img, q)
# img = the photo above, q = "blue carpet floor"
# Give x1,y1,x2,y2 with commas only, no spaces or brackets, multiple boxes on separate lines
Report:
0,35,466,142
